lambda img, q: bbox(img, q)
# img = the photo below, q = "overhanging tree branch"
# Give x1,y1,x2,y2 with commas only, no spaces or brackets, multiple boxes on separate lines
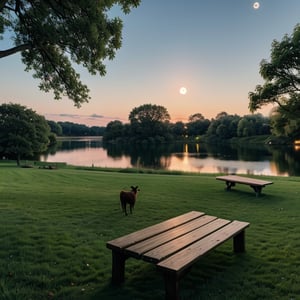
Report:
0,43,32,58
0,0,141,106
0,0,9,11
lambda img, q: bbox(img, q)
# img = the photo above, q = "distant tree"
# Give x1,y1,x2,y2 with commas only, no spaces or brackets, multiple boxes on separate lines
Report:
90,126,105,136
249,24,300,124
0,103,50,165
187,113,210,137
215,111,228,120
237,114,270,137
188,113,205,122
58,121,91,136
129,104,171,142
270,109,300,139
51,120,106,136
0,1,140,107
103,120,124,142
171,121,186,138
207,113,240,139
129,104,170,125
47,120,63,136
58,121,72,136
237,118,255,137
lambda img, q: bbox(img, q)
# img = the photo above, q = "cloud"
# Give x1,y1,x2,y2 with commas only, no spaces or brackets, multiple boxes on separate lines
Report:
58,113,79,118
89,114,104,119
44,113,126,127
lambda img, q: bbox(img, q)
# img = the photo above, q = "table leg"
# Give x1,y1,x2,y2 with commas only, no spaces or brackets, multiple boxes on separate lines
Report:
162,271,180,300
233,230,246,253
111,251,126,284
251,185,262,197
225,181,235,190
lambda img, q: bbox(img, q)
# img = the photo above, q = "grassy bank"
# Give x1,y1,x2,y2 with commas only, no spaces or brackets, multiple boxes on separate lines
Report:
0,163,299,299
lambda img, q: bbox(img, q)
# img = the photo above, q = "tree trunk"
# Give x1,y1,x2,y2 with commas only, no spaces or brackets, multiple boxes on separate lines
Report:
17,153,21,166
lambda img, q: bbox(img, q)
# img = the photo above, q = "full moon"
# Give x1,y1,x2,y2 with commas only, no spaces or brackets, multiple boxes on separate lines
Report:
179,87,187,95
253,2,260,9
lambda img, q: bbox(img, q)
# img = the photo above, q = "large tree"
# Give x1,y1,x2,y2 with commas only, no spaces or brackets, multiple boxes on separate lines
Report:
187,113,210,137
0,0,140,107
103,120,124,142
237,114,270,137
207,113,240,139
0,102,50,165
129,103,171,142
129,104,170,124
248,24,300,118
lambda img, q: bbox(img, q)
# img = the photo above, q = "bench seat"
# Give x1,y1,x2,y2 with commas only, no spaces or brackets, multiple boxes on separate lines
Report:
216,175,273,196
156,220,249,299
106,211,250,300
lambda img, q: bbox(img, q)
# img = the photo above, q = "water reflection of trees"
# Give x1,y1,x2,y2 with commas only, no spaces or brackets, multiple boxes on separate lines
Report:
216,166,238,174
41,138,300,176
46,139,103,153
267,145,300,176
42,139,103,161
204,143,272,161
59,140,103,151
107,142,300,175
103,142,174,169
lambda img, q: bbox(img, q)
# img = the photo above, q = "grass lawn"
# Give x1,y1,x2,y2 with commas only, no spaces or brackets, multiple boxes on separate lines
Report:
0,163,299,299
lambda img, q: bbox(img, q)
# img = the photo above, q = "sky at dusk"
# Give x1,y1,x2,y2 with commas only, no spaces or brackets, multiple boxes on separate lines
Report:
1,0,300,127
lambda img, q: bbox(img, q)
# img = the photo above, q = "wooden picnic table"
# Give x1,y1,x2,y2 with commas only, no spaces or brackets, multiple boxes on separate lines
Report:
216,175,273,196
106,211,250,300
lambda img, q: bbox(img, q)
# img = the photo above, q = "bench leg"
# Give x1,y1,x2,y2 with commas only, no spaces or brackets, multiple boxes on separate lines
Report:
251,185,262,197
225,181,235,191
162,271,180,300
111,251,126,284
233,230,246,253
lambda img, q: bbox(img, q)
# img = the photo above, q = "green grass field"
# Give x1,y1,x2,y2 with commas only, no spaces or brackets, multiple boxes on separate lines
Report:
0,163,299,299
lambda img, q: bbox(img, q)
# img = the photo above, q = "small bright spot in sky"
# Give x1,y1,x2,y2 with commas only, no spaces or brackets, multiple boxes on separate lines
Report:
253,2,260,10
179,87,187,95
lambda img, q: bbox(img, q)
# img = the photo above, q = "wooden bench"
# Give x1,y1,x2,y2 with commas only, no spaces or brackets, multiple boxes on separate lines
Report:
216,175,273,196
106,211,250,300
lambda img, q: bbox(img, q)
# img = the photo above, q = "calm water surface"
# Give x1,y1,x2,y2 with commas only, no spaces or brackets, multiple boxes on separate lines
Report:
40,137,300,176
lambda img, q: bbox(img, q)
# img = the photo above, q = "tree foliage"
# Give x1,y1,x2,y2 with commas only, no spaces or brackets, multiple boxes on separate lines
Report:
186,113,210,137
0,0,140,107
129,103,171,125
207,113,241,139
188,113,205,122
103,120,124,141
249,24,300,118
270,105,300,139
104,107,272,143
237,114,270,137
104,104,172,143
128,104,171,142
170,121,186,138
57,121,105,136
0,102,50,165
47,120,62,136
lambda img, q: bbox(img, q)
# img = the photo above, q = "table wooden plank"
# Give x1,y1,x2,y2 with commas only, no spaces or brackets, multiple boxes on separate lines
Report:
216,175,273,186
125,215,217,258
143,218,231,263
157,220,250,272
106,211,204,251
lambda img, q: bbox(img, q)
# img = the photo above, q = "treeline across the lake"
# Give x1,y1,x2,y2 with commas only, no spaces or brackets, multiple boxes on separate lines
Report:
47,109,273,144
41,102,300,146
102,105,273,144
47,105,296,146
47,120,106,136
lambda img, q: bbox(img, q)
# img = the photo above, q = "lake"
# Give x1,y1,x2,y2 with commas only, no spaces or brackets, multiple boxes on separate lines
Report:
40,137,300,176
